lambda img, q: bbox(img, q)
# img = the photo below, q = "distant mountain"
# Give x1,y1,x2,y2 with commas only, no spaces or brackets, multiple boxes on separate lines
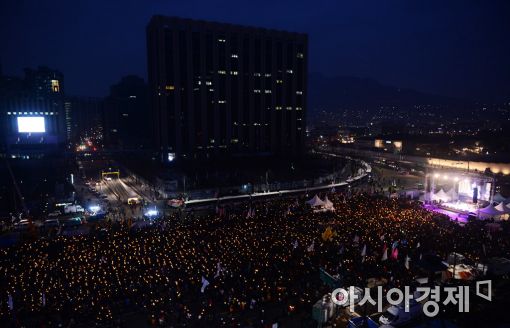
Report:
307,73,465,112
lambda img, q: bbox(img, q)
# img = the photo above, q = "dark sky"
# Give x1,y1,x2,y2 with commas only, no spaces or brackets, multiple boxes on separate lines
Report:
1,0,509,101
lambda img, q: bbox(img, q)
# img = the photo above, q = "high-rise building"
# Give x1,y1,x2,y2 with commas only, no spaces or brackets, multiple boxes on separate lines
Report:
24,66,64,98
147,16,307,161
64,97,103,142
103,75,150,150
0,66,66,158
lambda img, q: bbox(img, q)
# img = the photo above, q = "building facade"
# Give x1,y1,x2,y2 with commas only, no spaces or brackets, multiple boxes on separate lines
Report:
0,66,66,158
102,75,150,150
64,97,103,143
147,16,308,161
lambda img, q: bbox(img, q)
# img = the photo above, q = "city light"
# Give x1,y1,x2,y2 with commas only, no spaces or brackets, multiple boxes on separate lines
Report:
145,208,159,217
88,205,101,213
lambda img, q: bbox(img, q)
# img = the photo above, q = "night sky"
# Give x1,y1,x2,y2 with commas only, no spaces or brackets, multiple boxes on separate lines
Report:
1,0,509,101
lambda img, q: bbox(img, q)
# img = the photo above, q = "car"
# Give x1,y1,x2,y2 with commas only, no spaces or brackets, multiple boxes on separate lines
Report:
348,317,379,328
60,217,82,227
48,210,61,217
64,204,85,214
105,177,112,181
14,220,31,231
44,219,60,228
379,300,422,327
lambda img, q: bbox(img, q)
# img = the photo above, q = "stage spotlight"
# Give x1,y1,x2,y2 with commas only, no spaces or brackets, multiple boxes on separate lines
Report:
434,173,440,178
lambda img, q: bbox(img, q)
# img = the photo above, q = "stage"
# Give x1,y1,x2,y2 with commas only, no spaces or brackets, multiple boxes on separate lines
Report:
421,169,498,224
423,204,470,225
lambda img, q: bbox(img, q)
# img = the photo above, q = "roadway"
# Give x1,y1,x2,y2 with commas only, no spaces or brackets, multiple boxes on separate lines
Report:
103,178,139,203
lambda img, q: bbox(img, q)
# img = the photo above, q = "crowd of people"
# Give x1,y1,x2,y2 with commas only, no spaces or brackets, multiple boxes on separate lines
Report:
0,192,509,327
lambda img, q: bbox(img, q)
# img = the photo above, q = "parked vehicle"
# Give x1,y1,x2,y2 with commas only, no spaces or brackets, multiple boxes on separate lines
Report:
44,219,60,228
48,210,61,217
379,300,422,326
348,317,379,328
64,205,85,214
60,217,82,227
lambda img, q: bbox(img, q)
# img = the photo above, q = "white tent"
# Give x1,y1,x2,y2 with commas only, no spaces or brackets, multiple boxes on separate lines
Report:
306,195,325,207
478,204,504,218
495,202,510,214
493,193,507,203
433,189,450,202
447,188,458,201
324,196,335,211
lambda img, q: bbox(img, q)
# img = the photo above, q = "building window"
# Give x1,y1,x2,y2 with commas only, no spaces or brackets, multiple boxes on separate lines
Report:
231,54,238,58
254,89,261,93
218,38,226,43
218,70,226,74
230,71,238,75
264,90,272,94
276,79,283,84
206,81,212,85
297,53,304,58
165,85,175,90
51,80,60,92
253,72,261,77
286,69,293,74
296,91,303,95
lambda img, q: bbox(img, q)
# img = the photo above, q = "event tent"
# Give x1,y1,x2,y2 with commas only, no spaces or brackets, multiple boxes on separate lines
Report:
447,188,458,201
306,195,325,207
433,189,450,202
495,202,510,214
478,203,504,218
324,196,335,211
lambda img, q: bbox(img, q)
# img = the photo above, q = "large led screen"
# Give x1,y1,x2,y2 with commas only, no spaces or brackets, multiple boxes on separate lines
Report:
17,116,46,133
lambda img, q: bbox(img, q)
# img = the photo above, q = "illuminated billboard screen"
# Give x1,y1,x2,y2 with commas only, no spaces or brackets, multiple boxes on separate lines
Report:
17,116,46,133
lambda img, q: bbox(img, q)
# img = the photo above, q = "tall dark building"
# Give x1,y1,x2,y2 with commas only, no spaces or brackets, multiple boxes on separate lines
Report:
103,75,150,150
0,66,66,158
64,97,103,143
24,66,64,98
147,16,307,161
